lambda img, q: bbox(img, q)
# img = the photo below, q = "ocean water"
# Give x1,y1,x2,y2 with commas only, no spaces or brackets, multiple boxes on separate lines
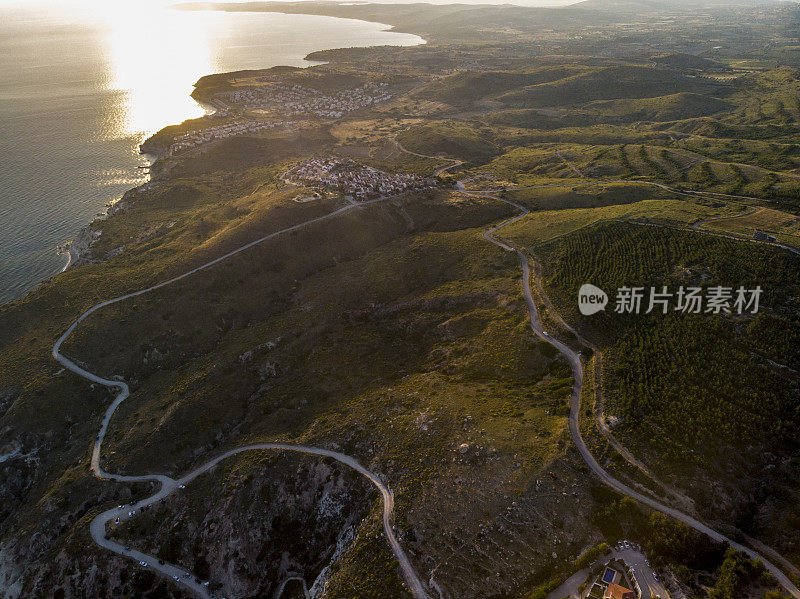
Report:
0,3,423,304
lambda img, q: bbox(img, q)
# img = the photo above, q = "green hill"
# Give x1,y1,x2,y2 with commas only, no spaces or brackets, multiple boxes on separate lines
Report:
651,53,728,71
397,121,499,161
485,109,574,129
661,117,796,140
413,67,591,107
582,92,734,122
487,93,733,128
498,65,722,107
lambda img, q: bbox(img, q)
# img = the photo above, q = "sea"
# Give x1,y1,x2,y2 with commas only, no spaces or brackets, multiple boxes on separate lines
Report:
0,1,427,304
0,0,580,305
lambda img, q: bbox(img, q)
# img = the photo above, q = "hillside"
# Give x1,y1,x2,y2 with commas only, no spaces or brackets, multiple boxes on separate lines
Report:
412,67,592,107
531,221,800,564
580,92,734,122
652,53,729,71
498,65,723,107
3,0,800,597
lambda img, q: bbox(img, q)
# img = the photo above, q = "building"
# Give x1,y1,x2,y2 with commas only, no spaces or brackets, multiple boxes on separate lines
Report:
753,231,777,243
603,582,637,599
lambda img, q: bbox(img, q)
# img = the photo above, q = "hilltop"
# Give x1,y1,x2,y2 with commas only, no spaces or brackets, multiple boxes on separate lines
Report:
2,1,800,598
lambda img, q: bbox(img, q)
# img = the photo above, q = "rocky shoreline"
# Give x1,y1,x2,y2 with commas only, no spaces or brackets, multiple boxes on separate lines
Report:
59,181,158,271
55,57,351,278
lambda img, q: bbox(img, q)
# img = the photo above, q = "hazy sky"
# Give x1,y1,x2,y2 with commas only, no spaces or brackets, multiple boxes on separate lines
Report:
0,0,583,9
3,0,797,8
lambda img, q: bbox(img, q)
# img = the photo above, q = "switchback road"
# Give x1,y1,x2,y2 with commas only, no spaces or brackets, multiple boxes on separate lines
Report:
52,153,800,599
53,192,430,599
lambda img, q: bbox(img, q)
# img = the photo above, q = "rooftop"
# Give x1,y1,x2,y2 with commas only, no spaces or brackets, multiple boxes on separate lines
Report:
604,582,636,599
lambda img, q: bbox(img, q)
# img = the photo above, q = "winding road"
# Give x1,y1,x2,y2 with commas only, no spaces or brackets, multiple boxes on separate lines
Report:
52,144,800,599
87,443,423,599
53,192,431,599
393,140,464,178
476,188,800,599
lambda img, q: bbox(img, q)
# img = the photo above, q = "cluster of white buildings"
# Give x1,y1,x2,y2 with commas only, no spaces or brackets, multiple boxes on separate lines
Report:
287,158,435,201
166,119,295,155
160,81,394,156
217,82,393,118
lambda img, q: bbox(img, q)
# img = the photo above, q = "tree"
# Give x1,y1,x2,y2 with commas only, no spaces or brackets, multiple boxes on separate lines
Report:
709,548,764,599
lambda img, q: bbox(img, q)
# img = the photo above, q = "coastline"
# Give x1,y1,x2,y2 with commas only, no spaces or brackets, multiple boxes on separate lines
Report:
0,7,424,307
58,193,135,273
54,33,425,280
54,54,411,279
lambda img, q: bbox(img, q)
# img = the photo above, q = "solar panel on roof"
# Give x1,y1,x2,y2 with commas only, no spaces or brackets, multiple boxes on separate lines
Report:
602,568,616,584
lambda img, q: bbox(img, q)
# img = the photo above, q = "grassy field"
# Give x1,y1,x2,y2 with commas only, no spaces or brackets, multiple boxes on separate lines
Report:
496,65,723,108
396,120,501,162
499,197,744,245
700,207,800,248
578,92,733,122
507,182,676,210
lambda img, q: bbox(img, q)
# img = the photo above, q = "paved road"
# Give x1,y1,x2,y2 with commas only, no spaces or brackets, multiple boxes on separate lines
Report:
87,443,426,599
613,547,670,599
52,150,800,599
53,194,431,599
477,191,800,599
275,575,309,599
544,565,592,599
523,256,698,515
394,140,463,178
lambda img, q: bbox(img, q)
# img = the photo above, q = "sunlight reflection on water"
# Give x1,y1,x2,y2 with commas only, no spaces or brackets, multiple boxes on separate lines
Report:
104,7,213,136
0,2,423,303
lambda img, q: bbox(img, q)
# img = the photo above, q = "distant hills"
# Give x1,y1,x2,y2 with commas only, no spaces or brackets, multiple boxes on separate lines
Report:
176,0,793,45
574,0,784,8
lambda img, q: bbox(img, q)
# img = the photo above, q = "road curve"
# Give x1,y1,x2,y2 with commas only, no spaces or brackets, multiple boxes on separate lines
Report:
53,193,430,599
477,190,800,599
394,140,463,178
51,156,800,598
89,443,426,599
